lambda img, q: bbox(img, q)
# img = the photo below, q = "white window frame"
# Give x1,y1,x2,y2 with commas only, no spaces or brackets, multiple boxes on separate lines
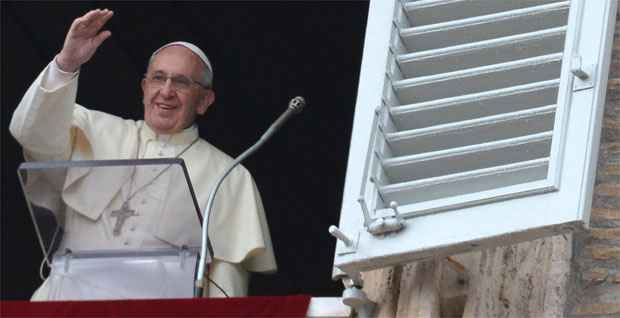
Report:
334,0,617,274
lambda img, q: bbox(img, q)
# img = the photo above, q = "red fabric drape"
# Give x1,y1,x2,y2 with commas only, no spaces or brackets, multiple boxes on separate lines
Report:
1,295,311,317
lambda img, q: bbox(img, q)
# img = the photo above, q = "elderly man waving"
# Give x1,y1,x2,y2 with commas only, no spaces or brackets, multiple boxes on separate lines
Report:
10,9,277,299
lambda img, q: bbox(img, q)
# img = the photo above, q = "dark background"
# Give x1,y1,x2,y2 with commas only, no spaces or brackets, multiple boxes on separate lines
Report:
1,1,368,299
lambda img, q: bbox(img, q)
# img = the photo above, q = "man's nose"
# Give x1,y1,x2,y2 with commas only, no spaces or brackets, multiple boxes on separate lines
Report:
159,78,175,97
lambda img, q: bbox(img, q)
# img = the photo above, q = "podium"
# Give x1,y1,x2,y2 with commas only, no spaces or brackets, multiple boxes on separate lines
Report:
17,158,209,300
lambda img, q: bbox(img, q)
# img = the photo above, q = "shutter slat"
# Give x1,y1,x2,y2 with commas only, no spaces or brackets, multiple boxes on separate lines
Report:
393,53,562,104
382,132,552,183
400,1,570,51
386,105,556,156
390,79,560,130
361,0,569,213
378,158,549,206
403,0,564,27
398,26,566,78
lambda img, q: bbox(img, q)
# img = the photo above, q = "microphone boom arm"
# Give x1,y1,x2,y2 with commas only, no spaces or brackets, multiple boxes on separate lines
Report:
194,96,306,297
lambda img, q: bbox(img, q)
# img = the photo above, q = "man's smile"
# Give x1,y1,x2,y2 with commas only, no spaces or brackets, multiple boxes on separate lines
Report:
155,102,178,111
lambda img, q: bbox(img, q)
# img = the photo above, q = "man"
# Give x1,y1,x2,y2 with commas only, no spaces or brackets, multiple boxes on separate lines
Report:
9,9,277,298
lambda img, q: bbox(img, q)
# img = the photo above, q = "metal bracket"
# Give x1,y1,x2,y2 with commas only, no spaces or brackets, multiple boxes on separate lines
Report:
571,56,596,91
329,226,359,255
332,267,363,287
333,268,376,318
367,201,405,235
342,286,376,318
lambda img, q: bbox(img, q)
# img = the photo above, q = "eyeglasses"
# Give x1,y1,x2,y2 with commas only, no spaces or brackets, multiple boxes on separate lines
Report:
145,72,210,92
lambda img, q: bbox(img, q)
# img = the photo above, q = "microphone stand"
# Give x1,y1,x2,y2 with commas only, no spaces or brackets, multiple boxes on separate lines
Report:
194,96,306,297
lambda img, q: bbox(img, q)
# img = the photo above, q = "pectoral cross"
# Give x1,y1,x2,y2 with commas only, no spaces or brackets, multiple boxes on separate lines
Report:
111,202,136,236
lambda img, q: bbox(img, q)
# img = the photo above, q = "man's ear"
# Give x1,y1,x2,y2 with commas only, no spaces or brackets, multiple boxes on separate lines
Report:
141,78,146,95
197,89,215,115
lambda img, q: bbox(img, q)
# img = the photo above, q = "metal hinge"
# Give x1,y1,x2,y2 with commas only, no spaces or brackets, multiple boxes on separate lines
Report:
367,201,405,235
571,55,596,91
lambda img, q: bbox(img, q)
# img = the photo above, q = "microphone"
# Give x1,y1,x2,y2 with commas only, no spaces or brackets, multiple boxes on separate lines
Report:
259,96,306,142
194,96,307,297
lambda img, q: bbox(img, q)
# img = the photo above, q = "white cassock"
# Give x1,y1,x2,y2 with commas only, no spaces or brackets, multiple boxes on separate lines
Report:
9,60,277,299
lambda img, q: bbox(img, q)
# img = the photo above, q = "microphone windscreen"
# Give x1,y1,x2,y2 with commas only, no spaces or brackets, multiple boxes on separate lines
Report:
288,96,306,113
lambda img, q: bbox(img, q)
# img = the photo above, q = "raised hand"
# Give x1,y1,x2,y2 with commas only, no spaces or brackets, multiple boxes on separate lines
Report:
56,9,114,72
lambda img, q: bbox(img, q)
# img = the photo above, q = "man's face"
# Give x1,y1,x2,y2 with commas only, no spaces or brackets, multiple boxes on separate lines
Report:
141,46,214,134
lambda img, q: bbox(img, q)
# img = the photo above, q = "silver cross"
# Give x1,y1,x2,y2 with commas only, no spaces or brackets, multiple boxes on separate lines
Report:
111,202,136,236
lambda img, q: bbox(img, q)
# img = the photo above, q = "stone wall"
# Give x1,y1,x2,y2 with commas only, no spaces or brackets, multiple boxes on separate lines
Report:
566,8,620,316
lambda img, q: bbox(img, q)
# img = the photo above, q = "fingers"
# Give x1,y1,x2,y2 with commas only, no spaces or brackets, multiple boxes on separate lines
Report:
58,9,114,71
93,30,112,48
90,9,114,31
80,9,102,24
97,9,114,29
71,9,99,31
72,9,114,36
79,9,112,27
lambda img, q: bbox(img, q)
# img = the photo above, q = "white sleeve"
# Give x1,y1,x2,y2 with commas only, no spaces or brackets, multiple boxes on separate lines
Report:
9,60,79,159
42,57,79,91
